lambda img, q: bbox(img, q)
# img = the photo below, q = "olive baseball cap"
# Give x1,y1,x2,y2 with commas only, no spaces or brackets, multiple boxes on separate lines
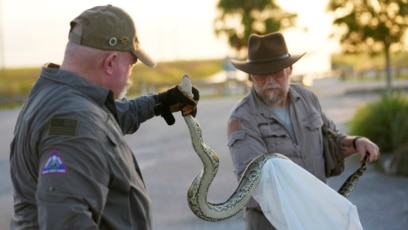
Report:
69,4,156,67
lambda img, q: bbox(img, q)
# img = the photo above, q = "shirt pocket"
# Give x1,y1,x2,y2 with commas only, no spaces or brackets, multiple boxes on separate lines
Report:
303,114,323,132
301,114,324,161
259,123,292,155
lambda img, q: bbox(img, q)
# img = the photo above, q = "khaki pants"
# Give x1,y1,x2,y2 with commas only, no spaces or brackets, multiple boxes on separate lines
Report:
244,208,276,230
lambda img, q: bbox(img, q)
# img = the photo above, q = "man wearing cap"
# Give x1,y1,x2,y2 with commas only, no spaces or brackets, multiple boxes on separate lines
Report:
227,32,380,229
10,5,199,229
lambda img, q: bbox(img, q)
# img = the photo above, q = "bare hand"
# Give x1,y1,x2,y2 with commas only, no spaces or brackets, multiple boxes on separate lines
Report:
355,137,380,163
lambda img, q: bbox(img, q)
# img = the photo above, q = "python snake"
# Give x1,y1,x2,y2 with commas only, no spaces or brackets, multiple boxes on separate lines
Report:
180,75,369,221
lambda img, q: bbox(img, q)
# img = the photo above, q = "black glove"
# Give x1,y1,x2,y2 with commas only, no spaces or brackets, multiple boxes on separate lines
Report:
154,85,200,125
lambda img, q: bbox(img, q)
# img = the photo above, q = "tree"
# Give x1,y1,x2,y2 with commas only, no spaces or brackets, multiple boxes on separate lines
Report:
213,0,297,58
327,0,408,95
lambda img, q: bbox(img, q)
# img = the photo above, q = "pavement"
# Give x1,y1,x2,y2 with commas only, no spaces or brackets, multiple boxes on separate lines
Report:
0,77,407,229
316,78,408,230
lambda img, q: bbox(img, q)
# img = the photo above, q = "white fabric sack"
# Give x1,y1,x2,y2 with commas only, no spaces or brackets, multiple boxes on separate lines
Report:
252,157,363,230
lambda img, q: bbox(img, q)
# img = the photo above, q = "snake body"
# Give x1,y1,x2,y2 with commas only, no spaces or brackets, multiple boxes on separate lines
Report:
184,111,289,221
180,76,368,221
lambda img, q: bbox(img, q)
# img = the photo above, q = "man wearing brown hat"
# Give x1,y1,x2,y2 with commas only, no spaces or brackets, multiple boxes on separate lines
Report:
10,5,199,229
227,32,380,229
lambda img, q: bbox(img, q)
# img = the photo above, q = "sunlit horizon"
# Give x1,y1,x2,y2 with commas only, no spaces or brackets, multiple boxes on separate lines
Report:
1,0,339,75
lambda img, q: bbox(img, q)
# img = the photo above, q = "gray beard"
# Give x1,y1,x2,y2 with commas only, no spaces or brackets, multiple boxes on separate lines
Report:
258,85,288,106
264,92,284,106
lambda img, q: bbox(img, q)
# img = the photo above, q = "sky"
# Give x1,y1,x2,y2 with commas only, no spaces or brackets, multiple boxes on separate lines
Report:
0,0,339,75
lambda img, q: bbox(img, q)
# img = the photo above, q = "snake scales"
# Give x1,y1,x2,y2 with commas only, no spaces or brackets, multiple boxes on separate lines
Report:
180,75,369,222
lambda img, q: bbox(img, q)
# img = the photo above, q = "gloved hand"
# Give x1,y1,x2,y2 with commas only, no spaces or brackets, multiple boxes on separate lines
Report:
154,85,200,125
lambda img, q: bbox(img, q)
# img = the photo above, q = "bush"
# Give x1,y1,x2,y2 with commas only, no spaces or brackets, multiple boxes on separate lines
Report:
348,94,408,153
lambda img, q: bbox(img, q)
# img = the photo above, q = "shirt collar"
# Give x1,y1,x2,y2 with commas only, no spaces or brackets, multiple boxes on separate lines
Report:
40,63,110,107
248,85,302,116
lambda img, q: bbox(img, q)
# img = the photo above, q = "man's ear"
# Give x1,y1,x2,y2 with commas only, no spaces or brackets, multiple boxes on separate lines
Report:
103,52,118,75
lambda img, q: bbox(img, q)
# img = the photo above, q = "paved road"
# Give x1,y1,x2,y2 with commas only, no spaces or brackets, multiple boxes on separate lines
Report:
0,77,407,229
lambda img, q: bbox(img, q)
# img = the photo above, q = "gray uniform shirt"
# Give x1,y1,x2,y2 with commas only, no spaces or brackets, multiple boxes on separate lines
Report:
10,64,159,229
227,84,344,210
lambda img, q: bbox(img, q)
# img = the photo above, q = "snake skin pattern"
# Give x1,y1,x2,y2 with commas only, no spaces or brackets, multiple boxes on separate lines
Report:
180,76,368,221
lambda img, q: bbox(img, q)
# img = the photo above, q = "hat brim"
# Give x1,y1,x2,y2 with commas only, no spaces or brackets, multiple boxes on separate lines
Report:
231,53,305,75
132,49,156,68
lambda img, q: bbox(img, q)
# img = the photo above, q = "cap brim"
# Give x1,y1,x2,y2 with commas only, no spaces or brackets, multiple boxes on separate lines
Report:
132,49,156,68
231,53,305,75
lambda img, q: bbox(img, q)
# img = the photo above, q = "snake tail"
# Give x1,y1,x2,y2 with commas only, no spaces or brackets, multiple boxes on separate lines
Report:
337,155,369,198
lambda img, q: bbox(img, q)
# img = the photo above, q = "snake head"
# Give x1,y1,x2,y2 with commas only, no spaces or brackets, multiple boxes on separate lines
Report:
180,75,194,98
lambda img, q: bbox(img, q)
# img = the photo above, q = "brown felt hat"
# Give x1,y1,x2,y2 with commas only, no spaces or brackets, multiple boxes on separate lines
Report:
69,5,156,68
231,32,305,74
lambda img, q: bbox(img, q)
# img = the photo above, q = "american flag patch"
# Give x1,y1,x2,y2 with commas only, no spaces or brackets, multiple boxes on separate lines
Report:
48,117,78,136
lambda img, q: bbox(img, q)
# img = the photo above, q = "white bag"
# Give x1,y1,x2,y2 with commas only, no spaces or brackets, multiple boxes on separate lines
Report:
252,157,363,230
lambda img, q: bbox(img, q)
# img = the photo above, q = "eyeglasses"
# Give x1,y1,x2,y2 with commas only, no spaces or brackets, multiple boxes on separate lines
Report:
251,70,286,82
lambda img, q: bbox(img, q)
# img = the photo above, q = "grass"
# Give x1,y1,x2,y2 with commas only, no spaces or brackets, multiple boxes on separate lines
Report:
132,59,222,84
0,59,224,108
2,51,408,107
0,59,223,90
332,52,408,72
331,52,408,81
0,68,42,96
